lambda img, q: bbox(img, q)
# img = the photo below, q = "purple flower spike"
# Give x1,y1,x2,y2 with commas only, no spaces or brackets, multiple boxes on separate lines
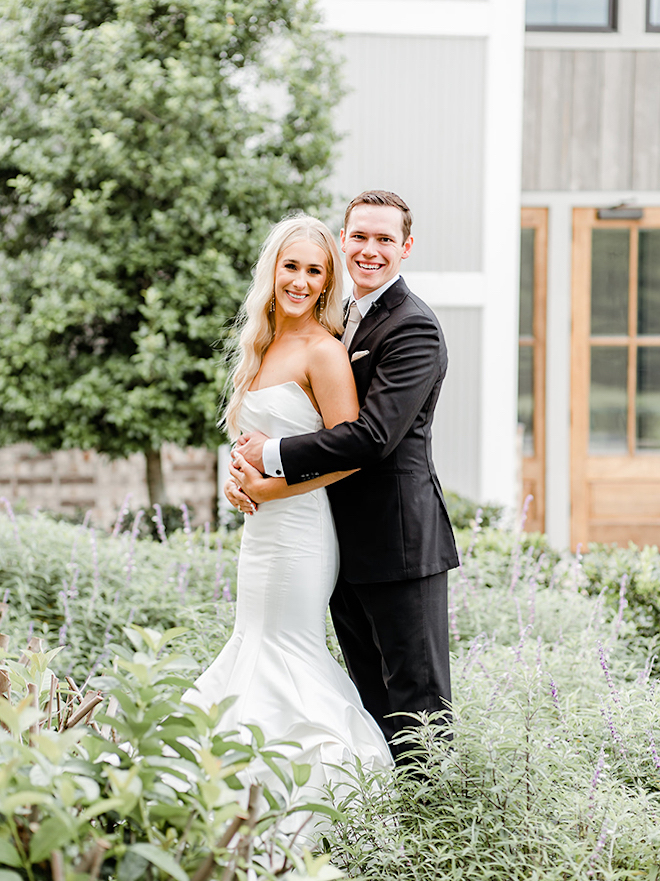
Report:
587,744,606,820
519,493,533,531
648,730,660,772
548,674,561,714
613,574,628,637
448,580,460,642
466,508,483,560
599,695,626,756
152,503,167,543
112,493,132,538
597,641,620,705
0,497,20,544
587,822,610,877
181,503,193,555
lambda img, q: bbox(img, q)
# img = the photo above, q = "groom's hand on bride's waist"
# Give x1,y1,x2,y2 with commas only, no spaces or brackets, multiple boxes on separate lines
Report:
236,431,268,474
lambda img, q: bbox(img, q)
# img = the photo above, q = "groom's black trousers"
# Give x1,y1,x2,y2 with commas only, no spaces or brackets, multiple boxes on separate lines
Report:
329,570,451,760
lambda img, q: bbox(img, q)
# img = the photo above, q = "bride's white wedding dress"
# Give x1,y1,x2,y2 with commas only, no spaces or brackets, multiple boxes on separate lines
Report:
185,381,393,798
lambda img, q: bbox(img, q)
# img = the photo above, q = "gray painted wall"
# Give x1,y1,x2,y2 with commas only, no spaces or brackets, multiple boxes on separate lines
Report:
523,49,660,191
333,34,486,272
432,307,481,502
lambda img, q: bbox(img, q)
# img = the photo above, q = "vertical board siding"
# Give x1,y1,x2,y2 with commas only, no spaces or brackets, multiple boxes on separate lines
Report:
632,52,660,190
521,50,542,191
599,51,635,189
523,49,660,191
334,34,486,271
432,307,481,502
569,52,603,191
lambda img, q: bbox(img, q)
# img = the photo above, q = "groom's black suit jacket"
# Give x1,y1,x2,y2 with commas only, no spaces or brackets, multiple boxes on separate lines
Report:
280,277,459,584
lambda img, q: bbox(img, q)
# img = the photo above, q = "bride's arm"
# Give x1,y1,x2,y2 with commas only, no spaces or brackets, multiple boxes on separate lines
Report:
230,338,359,505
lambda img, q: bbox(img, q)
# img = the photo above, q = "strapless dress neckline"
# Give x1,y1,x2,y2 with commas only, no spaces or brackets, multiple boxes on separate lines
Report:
246,381,318,411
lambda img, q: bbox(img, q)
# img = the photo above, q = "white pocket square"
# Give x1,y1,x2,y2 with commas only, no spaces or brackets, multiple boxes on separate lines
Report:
351,350,370,362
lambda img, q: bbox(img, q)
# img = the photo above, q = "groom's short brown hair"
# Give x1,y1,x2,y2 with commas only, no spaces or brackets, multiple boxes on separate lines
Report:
344,190,413,243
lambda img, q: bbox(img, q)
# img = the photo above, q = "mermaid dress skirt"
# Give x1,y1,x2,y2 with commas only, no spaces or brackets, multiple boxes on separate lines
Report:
184,382,393,796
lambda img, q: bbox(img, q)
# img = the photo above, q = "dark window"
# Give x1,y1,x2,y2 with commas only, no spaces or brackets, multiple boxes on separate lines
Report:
526,0,617,31
648,0,660,31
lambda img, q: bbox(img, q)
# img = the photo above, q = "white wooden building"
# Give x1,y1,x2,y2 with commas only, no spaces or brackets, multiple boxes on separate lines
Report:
320,0,660,550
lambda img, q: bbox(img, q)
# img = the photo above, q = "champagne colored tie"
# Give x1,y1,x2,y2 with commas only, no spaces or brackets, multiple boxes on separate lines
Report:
342,300,361,349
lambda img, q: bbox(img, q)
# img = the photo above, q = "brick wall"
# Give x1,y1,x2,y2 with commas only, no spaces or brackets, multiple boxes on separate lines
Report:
0,443,218,529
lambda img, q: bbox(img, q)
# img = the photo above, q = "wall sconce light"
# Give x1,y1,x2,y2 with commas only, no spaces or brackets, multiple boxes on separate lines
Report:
597,204,644,220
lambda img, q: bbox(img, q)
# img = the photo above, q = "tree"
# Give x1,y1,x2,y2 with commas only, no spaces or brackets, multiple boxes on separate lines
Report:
0,0,343,506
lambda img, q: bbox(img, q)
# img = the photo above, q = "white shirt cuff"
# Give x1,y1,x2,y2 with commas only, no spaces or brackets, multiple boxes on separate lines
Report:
262,438,284,478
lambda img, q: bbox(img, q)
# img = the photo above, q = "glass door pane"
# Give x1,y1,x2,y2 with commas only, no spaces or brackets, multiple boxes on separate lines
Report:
518,347,534,456
638,230,660,334
637,347,660,451
591,229,629,334
589,347,628,453
518,227,535,456
519,228,535,335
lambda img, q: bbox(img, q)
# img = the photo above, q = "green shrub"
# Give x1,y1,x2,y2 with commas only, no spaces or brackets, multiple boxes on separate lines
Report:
444,490,504,530
0,626,344,881
580,542,660,642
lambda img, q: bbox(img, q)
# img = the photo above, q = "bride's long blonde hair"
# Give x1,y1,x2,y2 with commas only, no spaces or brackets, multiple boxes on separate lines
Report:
224,214,344,439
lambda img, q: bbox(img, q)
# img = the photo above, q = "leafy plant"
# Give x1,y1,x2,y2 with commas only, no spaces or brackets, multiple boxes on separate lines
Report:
444,490,503,530
0,625,344,880
580,542,660,643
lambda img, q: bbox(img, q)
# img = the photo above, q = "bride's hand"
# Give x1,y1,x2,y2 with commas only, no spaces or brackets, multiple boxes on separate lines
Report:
230,451,272,505
224,476,257,515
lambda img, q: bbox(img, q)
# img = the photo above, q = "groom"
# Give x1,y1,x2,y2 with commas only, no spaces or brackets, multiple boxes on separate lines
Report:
237,190,458,758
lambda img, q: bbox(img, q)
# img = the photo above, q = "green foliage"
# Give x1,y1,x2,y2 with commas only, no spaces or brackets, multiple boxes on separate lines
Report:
4,507,660,876
0,625,345,880
0,507,242,681
0,0,343,456
322,528,660,878
580,542,660,642
444,489,503,530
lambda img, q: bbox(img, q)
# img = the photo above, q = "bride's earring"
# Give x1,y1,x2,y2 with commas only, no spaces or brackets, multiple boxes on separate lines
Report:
319,289,326,312
270,292,275,313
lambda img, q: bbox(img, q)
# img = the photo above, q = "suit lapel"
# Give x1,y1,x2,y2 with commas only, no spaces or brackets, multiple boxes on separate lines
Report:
348,300,388,355
348,277,410,355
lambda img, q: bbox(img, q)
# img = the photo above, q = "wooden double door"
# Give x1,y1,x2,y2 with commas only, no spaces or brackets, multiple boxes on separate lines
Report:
571,208,660,548
519,206,660,547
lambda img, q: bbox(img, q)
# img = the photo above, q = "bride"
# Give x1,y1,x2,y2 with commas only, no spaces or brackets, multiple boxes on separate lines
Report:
184,215,393,799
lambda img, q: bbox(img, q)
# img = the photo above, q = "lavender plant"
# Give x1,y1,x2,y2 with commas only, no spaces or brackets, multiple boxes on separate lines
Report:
3,505,660,877
322,527,660,878
0,505,241,681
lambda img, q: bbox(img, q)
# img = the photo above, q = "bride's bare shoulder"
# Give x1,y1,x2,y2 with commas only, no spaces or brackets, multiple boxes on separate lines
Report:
307,328,351,376
309,327,348,355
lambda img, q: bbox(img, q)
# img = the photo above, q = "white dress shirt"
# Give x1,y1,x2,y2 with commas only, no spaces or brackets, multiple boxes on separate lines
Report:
261,275,401,478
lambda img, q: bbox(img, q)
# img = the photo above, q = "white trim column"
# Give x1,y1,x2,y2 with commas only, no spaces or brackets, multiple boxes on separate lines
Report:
479,0,526,508
319,0,526,510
